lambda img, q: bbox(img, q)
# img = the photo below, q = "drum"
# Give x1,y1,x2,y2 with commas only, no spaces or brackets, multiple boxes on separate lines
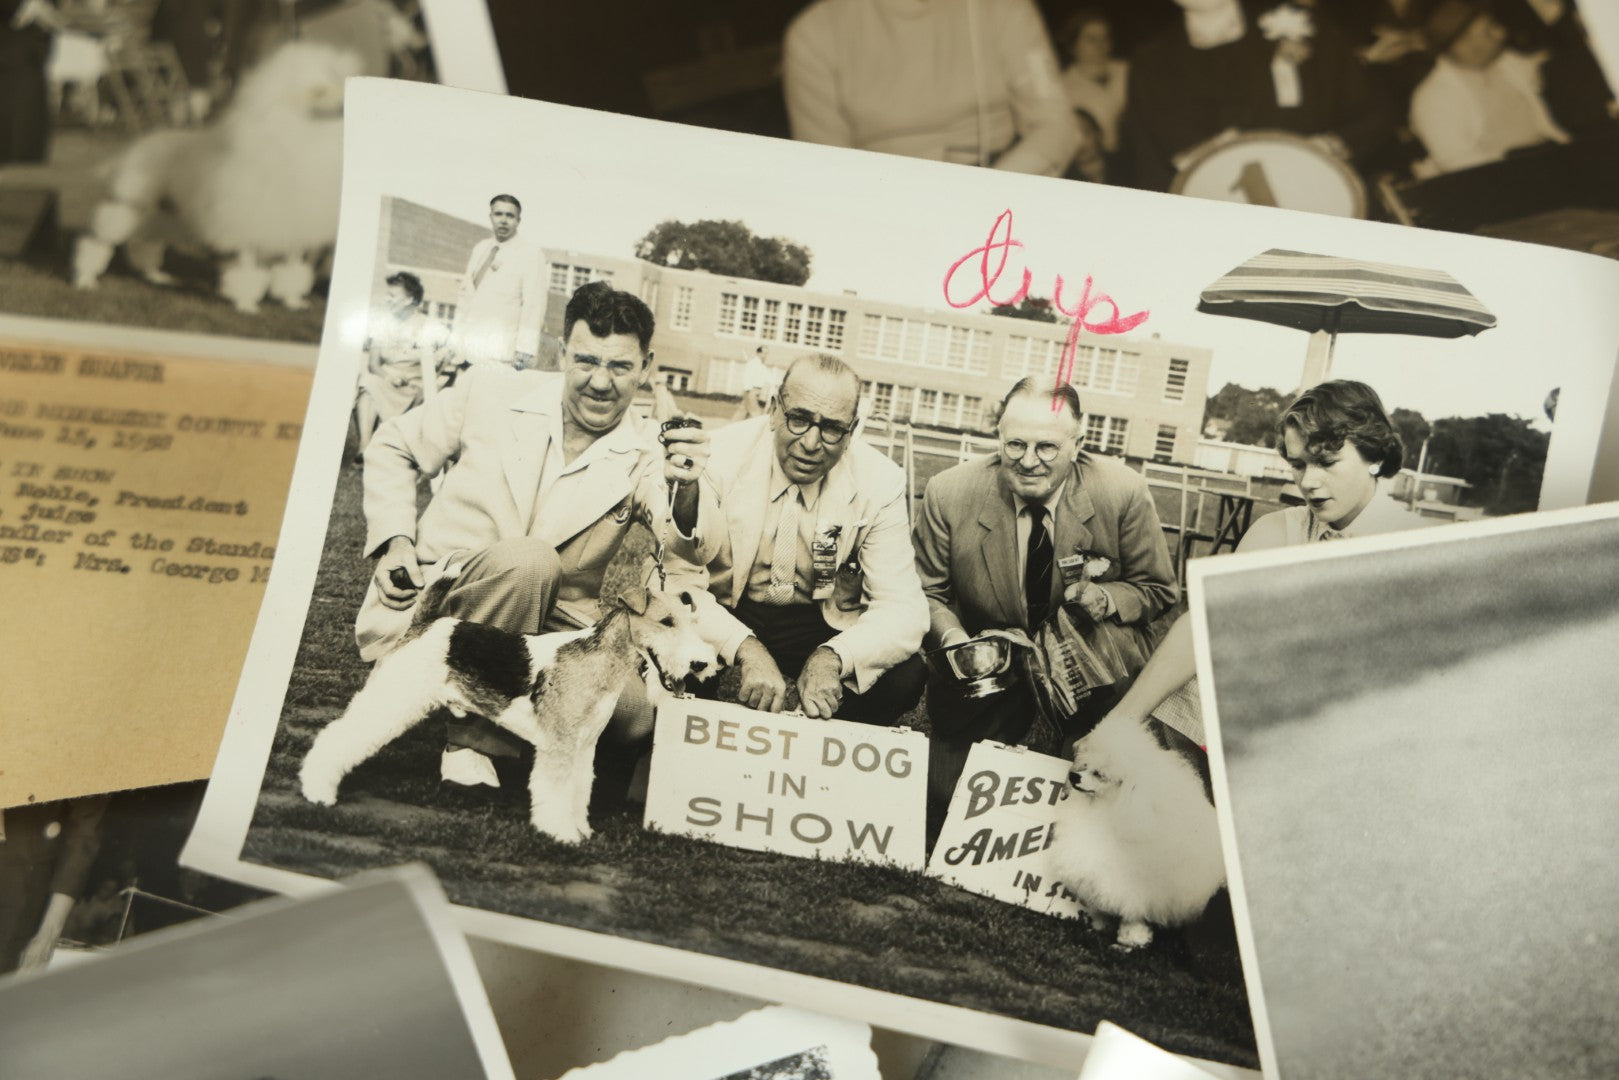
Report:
1171,130,1368,219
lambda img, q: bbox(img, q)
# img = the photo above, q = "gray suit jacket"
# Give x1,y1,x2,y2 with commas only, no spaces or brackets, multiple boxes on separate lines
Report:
912,451,1177,646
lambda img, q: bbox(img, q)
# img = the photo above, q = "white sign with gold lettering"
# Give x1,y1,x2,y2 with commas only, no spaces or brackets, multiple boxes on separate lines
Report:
643,699,927,871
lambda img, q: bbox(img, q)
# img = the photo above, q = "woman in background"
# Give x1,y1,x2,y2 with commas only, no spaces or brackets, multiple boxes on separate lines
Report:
783,0,1082,176
1060,8,1128,164
1097,380,1431,749
1409,0,1570,175
354,271,444,454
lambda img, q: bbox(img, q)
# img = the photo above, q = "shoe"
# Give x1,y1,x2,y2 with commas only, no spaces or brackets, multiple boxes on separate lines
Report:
440,747,500,788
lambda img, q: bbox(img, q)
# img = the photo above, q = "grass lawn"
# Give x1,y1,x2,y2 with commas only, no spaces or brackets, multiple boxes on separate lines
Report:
242,445,1257,1068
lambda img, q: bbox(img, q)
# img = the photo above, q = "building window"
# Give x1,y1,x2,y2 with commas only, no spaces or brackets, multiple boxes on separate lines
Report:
825,309,846,351
964,395,985,431
785,303,805,345
1082,413,1107,452
871,382,895,417
891,385,915,422
1105,417,1129,456
706,356,746,394
739,295,760,336
969,331,992,375
571,265,593,293
940,391,962,427
716,292,739,335
671,285,694,330
1154,424,1177,461
1165,358,1190,402
434,302,456,321
663,367,693,392
549,263,570,292
761,299,780,340
917,388,940,424
804,305,827,347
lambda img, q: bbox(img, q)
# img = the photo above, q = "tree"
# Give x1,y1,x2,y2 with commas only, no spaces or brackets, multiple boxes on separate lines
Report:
989,295,1061,322
634,219,812,286
1389,406,1431,467
1203,382,1290,447
1425,413,1548,516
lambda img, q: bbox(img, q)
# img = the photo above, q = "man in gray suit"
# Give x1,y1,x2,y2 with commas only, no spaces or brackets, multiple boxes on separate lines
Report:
912,377,1177,809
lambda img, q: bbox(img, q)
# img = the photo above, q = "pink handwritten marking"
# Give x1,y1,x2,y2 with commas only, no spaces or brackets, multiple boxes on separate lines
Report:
942,210,1149,409
1052,273,1151,387
942,209,1031,310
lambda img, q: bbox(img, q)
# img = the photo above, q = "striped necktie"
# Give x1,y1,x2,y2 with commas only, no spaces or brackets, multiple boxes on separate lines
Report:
764,487,802,604
471,242,500,288
1025,504,1053,628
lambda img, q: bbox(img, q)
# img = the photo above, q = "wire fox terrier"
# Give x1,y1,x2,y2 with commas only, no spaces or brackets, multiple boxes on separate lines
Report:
299,570,718,843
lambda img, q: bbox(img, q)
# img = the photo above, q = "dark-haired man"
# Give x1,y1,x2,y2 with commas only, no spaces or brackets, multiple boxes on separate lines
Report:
912,378,1176,807
666,354,928,724
446,193,545,370
359,281,716,785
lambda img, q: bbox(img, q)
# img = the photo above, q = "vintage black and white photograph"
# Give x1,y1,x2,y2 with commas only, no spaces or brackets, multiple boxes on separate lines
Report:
0,864,515,1079
1192,503,1619,1080
181,78,1619,1070
485,0,1619,254
0,0,498,343
554,1006,879,1080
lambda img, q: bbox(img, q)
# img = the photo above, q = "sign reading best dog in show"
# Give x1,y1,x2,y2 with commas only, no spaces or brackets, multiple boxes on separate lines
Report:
644,700,928,871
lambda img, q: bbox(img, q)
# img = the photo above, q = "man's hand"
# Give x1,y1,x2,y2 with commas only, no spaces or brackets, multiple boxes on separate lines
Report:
375,536,423,609
797,646,844,719
1063,581,1111,623
659,414,709,486
735,636,788,713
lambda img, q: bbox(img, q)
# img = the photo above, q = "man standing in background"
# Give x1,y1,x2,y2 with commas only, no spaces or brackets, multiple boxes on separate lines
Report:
446,194,545,371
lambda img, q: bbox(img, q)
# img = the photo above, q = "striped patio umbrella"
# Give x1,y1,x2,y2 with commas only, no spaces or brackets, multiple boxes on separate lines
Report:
1198,249,1498,387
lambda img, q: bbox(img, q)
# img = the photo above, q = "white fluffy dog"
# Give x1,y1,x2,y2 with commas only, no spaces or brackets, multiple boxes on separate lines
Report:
1048,714,1226,950
72,41,362,313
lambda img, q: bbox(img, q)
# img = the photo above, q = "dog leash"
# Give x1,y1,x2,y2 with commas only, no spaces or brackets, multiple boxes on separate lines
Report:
654,416,702,592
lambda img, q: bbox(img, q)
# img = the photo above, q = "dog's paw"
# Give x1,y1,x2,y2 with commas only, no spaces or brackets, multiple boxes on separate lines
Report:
532,821,589,845
299,778,338,806
1113,920,1153,951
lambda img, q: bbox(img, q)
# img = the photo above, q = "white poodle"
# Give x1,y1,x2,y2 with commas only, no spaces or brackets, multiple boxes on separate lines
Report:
1049,714,1227,950
72,41,363,313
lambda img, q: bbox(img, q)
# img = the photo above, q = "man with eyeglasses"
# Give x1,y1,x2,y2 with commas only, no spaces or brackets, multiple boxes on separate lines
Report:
667,354,928,724
443,194,545,371
358,281,716,787
912,378,1177,813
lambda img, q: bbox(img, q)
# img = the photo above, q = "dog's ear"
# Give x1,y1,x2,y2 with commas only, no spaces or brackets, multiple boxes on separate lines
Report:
617,585,651,616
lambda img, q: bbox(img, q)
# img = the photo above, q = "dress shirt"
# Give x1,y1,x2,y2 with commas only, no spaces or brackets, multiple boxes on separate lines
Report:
743,458,825,605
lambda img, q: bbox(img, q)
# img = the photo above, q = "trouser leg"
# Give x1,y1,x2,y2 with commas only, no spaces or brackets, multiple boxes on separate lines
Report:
437,539,561,760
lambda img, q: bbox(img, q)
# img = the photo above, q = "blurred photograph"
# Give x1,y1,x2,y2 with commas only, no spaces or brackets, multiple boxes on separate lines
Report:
1195,504,1619,1080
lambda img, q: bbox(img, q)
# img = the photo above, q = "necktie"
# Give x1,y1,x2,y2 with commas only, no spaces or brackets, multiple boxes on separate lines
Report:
471,242,500,289
765,487,801,604
1025,504,1053,629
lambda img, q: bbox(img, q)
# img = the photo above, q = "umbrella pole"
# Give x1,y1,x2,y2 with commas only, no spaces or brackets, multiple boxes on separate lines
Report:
1300,329,1333,390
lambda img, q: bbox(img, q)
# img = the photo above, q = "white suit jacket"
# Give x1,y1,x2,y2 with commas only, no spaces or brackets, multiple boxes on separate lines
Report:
664,417,928,694
357,367,718,659
450,235,545,366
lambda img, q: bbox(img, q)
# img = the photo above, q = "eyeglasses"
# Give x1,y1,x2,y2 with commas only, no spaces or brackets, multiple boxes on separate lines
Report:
1002,439,1064,463
569,351,640,379
777,396,854,444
